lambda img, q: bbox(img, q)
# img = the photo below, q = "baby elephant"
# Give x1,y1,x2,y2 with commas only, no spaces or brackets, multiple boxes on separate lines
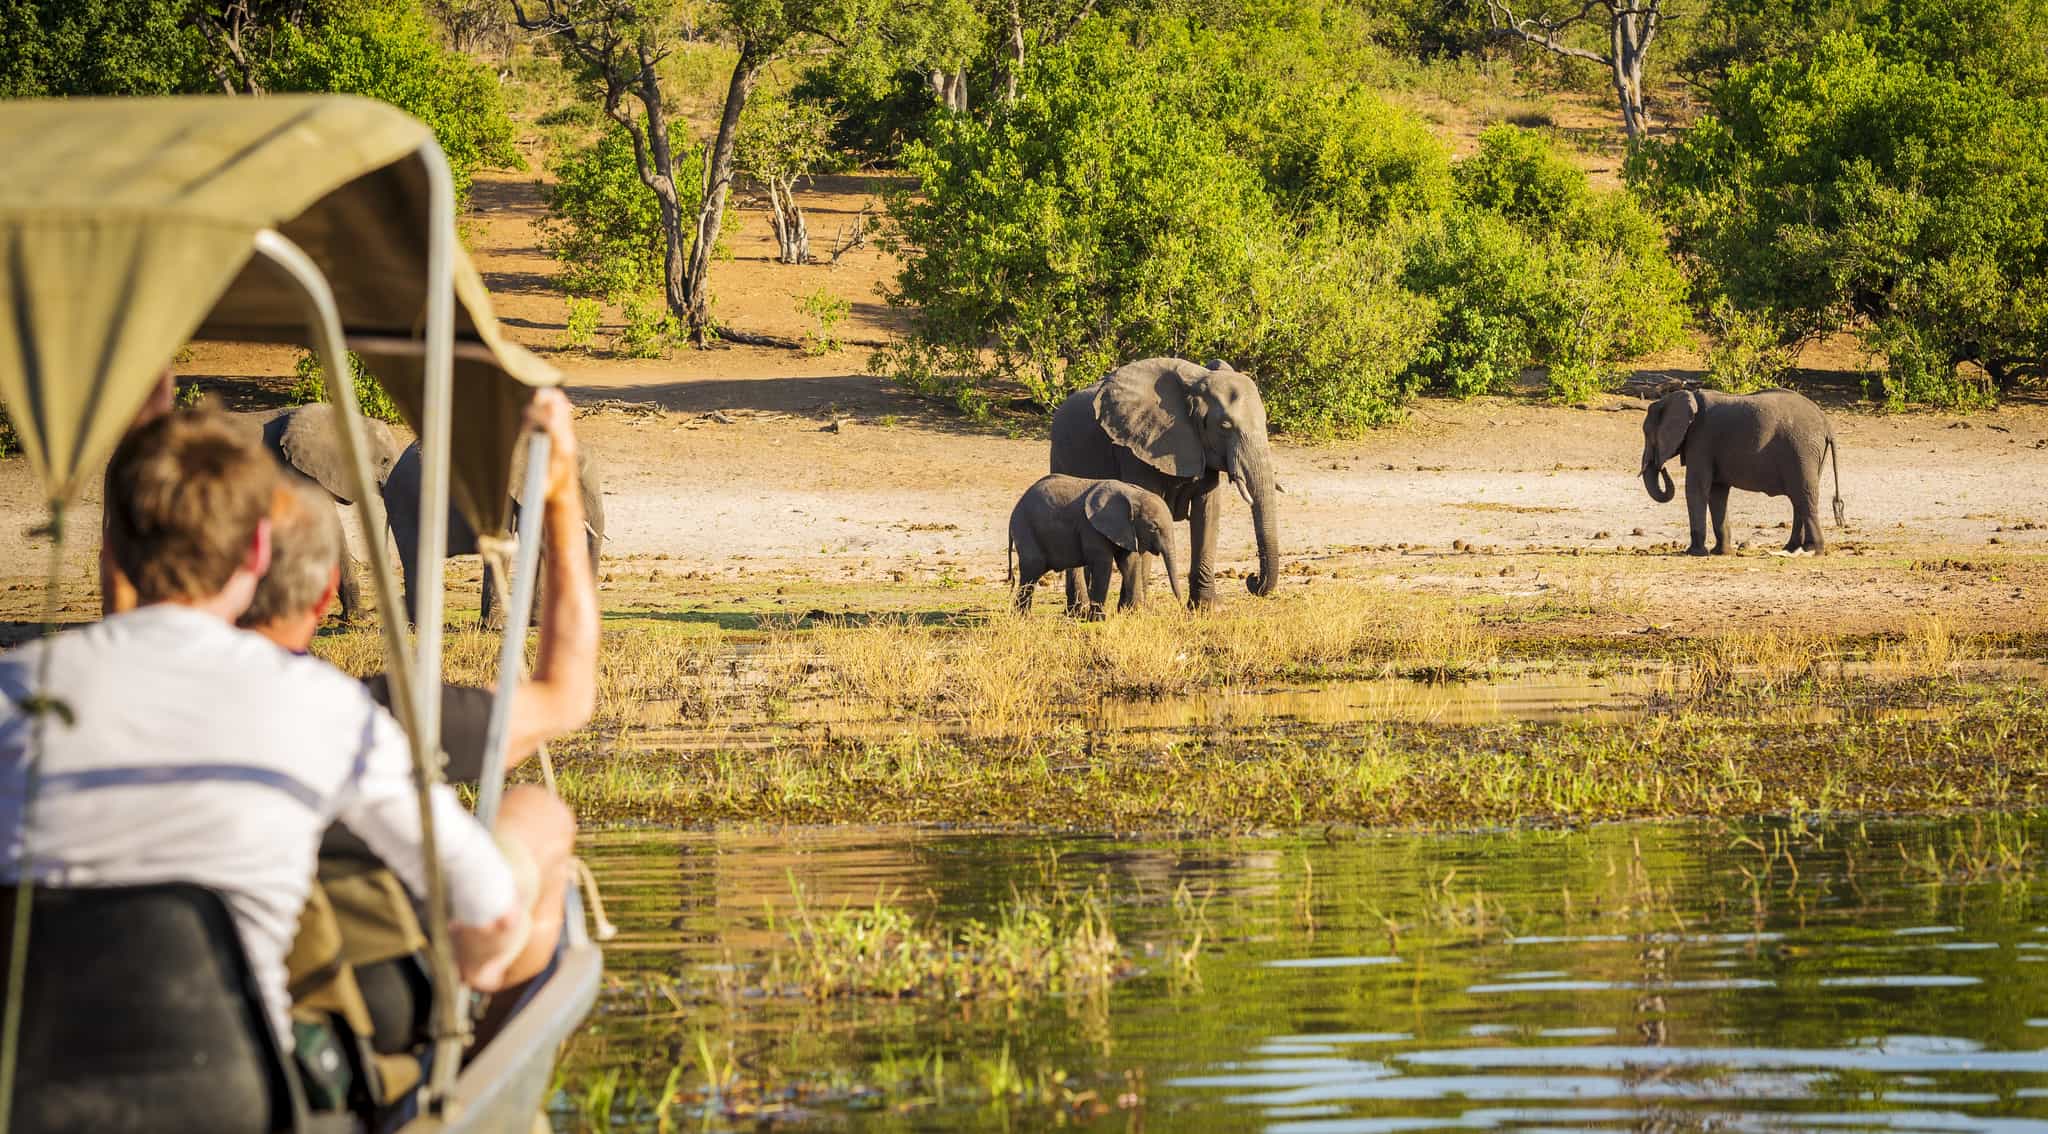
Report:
1642,387,1845,556
1009,475,1184,617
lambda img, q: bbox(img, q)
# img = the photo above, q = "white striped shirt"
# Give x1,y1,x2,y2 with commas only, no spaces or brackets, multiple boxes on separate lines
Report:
0,604,517,1045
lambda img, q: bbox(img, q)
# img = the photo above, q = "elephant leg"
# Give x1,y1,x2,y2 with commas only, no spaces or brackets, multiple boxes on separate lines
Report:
394,532,420,626
336,541,363,623
1083,548,1114,621
1128,551,1149,607
1187,482,1224,607
1683,466,1712,556
1792,492,1823,555
1014,553,1045,613
482,557,509,630
1064,568,1086,618
1115,549,1139,611
1708,483,1732,555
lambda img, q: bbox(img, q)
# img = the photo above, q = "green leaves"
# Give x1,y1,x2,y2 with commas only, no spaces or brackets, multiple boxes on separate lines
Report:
1644,32,2048,406
542,124,703,300
882,20,1688,432
260,0,520,203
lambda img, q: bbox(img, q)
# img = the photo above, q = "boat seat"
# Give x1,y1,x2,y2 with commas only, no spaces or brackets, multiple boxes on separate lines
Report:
0,883,354,1134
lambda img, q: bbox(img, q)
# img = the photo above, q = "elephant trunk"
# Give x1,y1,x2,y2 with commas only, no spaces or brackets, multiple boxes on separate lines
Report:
1232,444,1281,597
1159,534,1186,607
1642,457,1675,504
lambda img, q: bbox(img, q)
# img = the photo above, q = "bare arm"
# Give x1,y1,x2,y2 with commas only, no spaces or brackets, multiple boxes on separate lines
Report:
505,389,598,764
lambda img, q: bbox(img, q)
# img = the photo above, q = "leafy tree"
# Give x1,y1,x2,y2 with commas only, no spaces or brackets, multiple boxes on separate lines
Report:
881,20,1439,433
515,0,966,341
0,0,205,96
0,0,518,200
541,123,700,299
1405,127,1687,402
262,0,519,200
736,94,842,264
1483,0,1667,143
1642,34,2048,405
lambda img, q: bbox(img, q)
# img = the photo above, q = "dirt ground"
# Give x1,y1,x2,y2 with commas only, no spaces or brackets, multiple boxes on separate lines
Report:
4,167,2045,640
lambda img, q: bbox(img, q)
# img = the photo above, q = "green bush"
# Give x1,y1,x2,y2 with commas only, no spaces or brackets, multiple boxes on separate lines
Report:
563,298,603,351
0,403,17,459
883,20,1447,431
542,124,700,300
798,289,850,356
1406,130,1688,402
1701,298,1797,393
616,294,680,358
1642,34,2048,407
1250,86,1455,226
884,21,1283,413
289,350,405,425
1454,125,1589,225
261,0,520,203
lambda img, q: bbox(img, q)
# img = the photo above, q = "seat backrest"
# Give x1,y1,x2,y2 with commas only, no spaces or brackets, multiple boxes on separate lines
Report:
0,884,303,1134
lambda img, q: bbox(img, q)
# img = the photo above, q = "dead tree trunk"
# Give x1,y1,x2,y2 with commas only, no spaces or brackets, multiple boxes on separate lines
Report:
1486,0,1661,144
765,179,812,264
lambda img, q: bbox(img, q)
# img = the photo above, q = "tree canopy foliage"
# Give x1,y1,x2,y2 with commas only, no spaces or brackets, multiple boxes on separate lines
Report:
1642,32,2048,406
880,12,1688,434
0,0,518,199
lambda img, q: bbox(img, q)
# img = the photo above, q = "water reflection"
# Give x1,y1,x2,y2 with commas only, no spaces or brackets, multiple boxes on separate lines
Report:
559,817,2048,1132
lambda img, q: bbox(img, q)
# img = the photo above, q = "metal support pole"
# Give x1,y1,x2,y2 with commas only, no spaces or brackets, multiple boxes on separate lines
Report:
474,431,550,832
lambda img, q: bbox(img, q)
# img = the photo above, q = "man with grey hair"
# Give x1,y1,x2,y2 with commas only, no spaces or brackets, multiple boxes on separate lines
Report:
241,390,597,1103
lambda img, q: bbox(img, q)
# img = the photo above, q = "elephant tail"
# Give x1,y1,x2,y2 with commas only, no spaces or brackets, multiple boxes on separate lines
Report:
1005,533,1015,586
1827,434,1845,528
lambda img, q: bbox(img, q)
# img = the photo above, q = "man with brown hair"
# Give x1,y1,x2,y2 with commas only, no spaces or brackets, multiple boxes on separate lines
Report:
0,407,530,1049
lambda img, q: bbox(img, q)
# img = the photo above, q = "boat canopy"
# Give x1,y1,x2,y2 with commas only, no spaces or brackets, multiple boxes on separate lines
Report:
0,94,553,536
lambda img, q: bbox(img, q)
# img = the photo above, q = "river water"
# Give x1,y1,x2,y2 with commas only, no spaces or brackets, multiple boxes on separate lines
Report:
554,815,2048,1131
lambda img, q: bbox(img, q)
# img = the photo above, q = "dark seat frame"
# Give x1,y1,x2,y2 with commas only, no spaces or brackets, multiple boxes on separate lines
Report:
0,883,346,1134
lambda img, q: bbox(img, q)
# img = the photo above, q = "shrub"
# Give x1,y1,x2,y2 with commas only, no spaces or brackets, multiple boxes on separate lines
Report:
1701,298,1797,393
563,298,603,350
1641,34,2048,407
1454,124,1588,225
884,22,1283,413
1250,86,1455,226
542,124,701,299
261,0,520,204
616,294,680,358
289,350,404,425
1407,130,1687,402
0,403,16,459
798,289,850,356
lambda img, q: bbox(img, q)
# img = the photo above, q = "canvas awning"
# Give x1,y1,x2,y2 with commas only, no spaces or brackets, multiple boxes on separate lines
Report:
0,94,554,536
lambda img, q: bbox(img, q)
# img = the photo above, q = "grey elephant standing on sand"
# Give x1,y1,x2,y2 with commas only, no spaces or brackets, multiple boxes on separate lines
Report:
383,439,605,627
1008,475,1185,618
1050,358,1280,608
1641,387,1845,556
249,403,402,622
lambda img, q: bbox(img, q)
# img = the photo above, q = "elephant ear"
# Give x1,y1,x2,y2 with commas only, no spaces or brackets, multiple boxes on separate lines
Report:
1082,483,1141,553
1655,389,1705,466
278,404,360,504
1094,358,1206,479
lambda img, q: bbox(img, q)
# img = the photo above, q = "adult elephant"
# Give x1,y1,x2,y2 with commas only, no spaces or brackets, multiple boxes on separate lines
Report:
250,403,402,622
1050,357,1280,608
1641,387,1844,556
382,439,605,628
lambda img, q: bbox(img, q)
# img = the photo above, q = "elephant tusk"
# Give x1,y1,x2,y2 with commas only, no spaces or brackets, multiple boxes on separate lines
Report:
1232,475,1253,508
